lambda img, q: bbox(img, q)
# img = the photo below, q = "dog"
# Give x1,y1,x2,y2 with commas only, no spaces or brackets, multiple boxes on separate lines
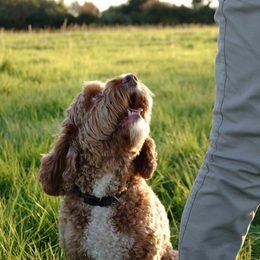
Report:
39,74,178,259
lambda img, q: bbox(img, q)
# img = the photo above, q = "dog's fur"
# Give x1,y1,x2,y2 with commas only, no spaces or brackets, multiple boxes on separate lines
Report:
39,74,177,259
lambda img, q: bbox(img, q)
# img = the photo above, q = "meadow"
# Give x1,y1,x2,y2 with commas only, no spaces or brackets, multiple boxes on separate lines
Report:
0,26,259,259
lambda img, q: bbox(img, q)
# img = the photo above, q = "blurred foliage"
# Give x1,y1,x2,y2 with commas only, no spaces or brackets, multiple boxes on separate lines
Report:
68,1,100,25
0,0,68,29
0,0,216,30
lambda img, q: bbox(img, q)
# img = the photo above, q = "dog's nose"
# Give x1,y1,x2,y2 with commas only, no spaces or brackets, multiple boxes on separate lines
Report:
123,74,138,86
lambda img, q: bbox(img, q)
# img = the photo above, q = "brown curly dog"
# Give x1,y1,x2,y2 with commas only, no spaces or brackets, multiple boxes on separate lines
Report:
39,74,178,259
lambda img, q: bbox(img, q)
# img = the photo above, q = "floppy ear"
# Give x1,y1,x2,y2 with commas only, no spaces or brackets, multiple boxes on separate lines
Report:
39,118,77,196
133,137,157,179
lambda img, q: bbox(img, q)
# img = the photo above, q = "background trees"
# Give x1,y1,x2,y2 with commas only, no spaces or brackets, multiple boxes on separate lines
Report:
0,0,68,29
0,0,216,29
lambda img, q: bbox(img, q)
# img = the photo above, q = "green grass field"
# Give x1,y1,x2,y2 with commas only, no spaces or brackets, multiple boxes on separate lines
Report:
0,26,259,259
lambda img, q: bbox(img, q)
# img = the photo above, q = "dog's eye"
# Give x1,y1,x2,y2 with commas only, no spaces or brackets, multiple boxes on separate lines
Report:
91,93,102,102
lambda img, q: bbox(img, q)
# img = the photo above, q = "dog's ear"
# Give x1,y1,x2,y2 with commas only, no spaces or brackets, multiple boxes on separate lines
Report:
133,137,157,179
39,118,77,196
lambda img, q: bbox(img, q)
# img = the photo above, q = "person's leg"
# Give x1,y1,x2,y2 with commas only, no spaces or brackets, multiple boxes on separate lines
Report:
179,0,260,259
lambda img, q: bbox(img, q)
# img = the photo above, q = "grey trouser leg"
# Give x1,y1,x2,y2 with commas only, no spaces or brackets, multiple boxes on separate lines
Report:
179,0,260,259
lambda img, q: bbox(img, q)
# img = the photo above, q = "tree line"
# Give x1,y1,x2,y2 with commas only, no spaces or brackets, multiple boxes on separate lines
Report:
0,0,216,30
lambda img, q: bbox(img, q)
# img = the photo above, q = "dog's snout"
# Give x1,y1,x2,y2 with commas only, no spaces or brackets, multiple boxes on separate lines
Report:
123,74,138,86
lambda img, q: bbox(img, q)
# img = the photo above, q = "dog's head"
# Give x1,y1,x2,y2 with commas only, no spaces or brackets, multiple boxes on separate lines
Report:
39,74,156,196
79,74,153,154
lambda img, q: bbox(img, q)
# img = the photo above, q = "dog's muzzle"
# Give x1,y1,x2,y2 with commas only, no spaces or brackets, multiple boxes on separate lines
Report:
122,74,138,87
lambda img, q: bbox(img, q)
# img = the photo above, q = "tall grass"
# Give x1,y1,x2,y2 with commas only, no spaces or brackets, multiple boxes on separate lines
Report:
0,27,259,259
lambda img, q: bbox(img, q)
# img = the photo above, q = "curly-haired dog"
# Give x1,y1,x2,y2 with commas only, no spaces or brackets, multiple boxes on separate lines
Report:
39,74,178,259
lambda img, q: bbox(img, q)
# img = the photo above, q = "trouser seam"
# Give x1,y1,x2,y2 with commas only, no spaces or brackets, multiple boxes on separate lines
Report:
210,1,228,161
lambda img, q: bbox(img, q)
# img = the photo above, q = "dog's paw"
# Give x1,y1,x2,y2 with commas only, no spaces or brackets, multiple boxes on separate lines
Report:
133,137,157,179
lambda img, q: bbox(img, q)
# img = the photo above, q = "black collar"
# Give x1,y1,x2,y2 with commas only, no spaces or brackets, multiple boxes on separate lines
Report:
75,186,126,207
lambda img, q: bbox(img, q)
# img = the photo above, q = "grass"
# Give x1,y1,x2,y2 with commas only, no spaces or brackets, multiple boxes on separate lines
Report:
0,26,259,259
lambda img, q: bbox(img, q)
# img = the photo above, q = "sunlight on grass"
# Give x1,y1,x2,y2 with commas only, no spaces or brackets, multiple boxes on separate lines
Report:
0,27,259,259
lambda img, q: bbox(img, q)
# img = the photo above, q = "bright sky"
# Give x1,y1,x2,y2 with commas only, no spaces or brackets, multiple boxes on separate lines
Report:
63,0,218,11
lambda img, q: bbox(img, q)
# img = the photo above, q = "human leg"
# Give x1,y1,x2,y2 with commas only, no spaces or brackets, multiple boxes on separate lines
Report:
179,1,260,259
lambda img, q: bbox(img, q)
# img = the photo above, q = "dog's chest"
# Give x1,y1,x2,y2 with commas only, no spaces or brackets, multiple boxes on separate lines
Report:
81,174,134,260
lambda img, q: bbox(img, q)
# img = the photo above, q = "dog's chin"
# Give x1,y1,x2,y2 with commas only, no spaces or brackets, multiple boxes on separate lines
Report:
123,117,149,154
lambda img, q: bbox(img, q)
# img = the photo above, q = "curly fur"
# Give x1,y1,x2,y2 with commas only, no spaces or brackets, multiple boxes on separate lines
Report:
39,74,178,259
